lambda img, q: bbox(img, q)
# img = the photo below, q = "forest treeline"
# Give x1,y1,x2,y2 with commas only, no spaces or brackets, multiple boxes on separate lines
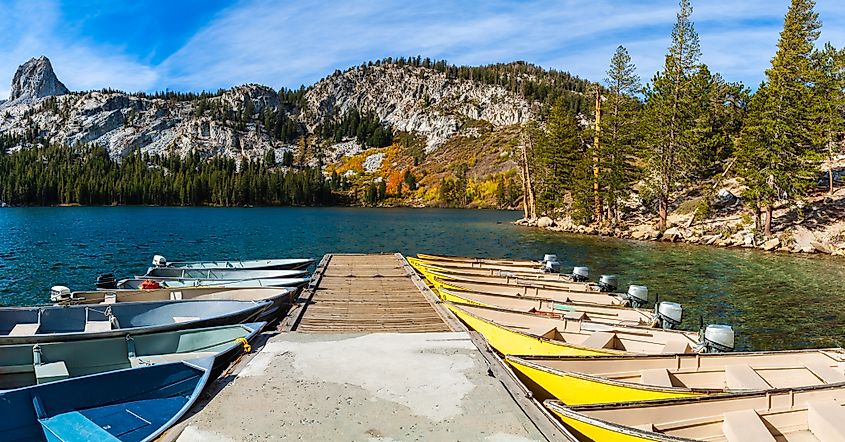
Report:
0,140,333,206
515,0,840,238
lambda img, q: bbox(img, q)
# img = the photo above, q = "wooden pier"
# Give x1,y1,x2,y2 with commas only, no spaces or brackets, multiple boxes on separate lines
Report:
168,253,571,442
287,253,454,333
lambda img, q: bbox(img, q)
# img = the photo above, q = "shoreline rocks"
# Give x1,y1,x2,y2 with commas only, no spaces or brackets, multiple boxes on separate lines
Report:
514,217,845,257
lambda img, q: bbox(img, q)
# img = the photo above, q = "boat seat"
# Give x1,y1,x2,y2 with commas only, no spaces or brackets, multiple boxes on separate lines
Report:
581,332,618,350
35,361,69,384
173,316,199,324
805,362,845,384
722,409,775,442
84,321,112,333
808,401,845,441
561,311,587,321
39,411,119,442
640,368,673,387
526,326,564,341
661,339,691,354
101,293,116,304
725,365,771,390
169,291,183,300
129,352,215,368
8,323,39,336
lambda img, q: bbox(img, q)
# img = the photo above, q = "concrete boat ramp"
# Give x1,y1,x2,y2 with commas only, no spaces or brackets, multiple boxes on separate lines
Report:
164,253,572,441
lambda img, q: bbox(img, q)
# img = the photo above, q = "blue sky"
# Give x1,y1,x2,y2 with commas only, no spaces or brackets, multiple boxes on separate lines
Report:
2,0,845,99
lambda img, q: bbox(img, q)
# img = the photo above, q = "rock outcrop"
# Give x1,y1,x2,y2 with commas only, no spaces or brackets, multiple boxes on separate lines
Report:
7,56,69,104
304,65,535,152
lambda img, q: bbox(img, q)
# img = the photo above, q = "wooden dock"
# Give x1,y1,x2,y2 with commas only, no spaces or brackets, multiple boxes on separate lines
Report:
285,253,455,333
170,253,572,442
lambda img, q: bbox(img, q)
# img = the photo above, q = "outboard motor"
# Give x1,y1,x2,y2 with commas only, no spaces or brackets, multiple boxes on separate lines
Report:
50,286,71,303
622,284,648,308
570,266,589,282
152,255,167,267
654,301,683,329
598,274,618,292
96,273,117,290
543,260,561,273
695,324,735,353
542,254,558,263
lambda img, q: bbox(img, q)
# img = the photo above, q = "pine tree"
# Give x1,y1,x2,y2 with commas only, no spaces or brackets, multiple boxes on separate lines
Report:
641,0,702,230
810,42,845,194
535,98,584,214
736,0,821,237
602,45,642,222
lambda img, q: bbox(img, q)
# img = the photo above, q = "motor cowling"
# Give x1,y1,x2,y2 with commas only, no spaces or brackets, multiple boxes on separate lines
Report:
96,273,117,290
543,260,561,273
655,301,683,329
598,274,618,292
696,324,735,353
571,266,589,282
623,284,648,307
152,255,167,267
542,254,558,263
50,286,71,303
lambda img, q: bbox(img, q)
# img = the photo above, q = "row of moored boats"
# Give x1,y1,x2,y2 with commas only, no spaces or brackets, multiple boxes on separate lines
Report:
410,253,845,442
0,254,313,442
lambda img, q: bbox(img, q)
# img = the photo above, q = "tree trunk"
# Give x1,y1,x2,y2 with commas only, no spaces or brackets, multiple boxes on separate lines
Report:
754,205,761,233
658,196,668,230
593,85,602,225
764,205,773,238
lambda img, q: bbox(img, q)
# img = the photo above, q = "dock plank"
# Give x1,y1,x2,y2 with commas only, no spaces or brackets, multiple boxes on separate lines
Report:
293,254,453,333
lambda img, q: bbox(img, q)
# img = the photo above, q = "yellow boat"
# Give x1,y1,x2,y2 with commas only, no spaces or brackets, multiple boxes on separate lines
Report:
439,287,655,327
546,380,845,441
430,278,628,307
507,348,845,405
445,302,700,357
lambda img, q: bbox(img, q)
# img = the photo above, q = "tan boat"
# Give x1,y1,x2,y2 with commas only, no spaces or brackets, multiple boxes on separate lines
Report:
446,302,701,357
415,255,546,273
410,257,581,282
431,277,628,306
506,349,845,405
547,381,845,441
417,253,543,267
439,287,656,327
427,269,602,292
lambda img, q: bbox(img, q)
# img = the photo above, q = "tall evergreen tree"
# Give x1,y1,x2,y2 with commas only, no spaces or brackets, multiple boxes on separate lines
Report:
810,42,845,194
602,45,642,222
736,0,821,237
535,98,584,214
641,0,702,230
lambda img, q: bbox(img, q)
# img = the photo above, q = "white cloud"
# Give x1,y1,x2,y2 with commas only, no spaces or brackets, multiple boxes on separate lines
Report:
3,0,845,98
0,0,158,99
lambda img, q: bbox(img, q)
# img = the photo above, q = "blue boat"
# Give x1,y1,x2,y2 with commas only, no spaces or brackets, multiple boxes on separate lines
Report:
2,358,213,441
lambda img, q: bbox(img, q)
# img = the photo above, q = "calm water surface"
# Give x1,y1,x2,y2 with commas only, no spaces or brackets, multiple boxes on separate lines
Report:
1,206,843,352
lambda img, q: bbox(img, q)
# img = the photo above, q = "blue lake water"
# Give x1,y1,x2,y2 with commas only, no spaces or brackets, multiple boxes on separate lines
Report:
1,206,843,351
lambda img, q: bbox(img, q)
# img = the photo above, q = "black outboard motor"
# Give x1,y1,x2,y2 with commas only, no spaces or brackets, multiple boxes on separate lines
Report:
597,274,618,292
96,273,117,290
570,266,589,282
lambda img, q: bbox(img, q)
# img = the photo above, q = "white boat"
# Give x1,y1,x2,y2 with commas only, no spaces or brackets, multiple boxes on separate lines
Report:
151,255,314,271
114,277,310,290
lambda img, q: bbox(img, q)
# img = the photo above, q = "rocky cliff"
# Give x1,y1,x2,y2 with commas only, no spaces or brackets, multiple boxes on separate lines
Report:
8,56,69,104
1,57,544,165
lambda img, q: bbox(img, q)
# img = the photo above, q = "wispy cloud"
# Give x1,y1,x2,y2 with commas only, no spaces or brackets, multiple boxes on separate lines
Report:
0,0,158,98
2,0,845,99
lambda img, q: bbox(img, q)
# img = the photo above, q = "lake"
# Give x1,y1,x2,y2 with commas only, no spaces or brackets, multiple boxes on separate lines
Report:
0,206,843,352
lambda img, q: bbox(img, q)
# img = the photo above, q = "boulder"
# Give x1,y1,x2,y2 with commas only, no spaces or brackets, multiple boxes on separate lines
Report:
811,241,833,254
662,227,681,242
705,235,720,245
536,216,555,228
713,188,739,208
761,237,780,251
743,234,755,248
792,226,817,253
